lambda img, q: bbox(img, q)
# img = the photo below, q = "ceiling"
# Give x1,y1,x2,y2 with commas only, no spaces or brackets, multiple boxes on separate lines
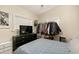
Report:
20,5,57,15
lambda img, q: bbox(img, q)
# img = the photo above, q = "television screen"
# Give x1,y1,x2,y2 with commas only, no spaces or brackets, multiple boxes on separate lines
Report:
20,25,32,35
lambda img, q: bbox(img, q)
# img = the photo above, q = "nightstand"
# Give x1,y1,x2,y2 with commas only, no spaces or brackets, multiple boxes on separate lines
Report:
59,36,67,42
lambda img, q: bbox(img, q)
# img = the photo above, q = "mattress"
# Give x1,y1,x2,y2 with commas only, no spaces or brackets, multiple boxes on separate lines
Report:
14,38,71,54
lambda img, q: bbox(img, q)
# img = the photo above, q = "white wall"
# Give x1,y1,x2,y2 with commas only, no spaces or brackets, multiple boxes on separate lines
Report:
0,5,38,43
39,6,79,41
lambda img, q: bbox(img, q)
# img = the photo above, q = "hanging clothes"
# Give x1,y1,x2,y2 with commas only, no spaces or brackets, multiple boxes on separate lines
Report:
36,24,40,33
42,23,48,34
36,22,61,35
44,23,49,34
39,23,43,34
49,22,61,35
47,23,50,35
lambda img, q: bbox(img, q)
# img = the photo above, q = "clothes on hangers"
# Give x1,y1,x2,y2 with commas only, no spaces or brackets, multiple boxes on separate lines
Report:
49,22,61,35
36,22,61,35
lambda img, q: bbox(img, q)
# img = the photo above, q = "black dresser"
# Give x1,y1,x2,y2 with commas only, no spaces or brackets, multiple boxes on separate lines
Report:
13,33,37,51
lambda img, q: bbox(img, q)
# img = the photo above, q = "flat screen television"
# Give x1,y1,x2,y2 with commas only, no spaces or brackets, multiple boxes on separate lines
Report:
20,25,32,35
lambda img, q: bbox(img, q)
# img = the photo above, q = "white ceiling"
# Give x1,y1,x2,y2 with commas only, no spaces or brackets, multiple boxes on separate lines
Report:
20,5,57,15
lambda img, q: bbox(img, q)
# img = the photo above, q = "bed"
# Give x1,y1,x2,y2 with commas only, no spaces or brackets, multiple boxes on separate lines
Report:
14,38,71,54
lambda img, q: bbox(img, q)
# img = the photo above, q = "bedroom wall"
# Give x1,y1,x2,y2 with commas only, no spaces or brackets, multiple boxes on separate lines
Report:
0,5,38,43
38,6,79,41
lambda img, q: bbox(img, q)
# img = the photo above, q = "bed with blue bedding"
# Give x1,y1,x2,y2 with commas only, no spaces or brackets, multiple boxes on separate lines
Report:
14,38,71,54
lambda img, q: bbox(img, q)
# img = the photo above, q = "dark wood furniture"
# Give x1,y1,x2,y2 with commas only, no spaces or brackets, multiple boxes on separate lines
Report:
44,35,67,42
59,36,66,42
13,33,37,51
44,35,54,40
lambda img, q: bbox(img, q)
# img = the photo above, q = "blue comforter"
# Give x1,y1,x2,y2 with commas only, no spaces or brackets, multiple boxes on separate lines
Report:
14,38,71,54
